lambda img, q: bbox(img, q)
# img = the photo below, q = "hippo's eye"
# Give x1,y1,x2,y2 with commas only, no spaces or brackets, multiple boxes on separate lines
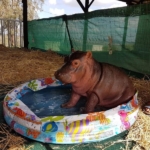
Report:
72,60,79,67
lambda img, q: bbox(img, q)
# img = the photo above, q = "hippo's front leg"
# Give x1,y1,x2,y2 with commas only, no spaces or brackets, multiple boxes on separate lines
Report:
84,92,99,113
61,91,81,108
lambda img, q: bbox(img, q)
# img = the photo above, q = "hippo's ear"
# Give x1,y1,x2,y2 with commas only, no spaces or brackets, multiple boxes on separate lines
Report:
86,51,92,59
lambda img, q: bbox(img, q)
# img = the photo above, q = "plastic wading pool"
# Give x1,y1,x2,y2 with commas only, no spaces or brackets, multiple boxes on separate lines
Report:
3,77,139,144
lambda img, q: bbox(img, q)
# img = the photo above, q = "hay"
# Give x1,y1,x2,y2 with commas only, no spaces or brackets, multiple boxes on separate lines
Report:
130,76,150,104
0,123,26,150
125,77,150,150
126,78,150,150
8,145,34,150
126,110,150,150
0,45,150,150
0,45,64,86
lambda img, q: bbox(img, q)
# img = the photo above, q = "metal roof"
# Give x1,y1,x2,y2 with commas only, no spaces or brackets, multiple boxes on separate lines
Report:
118,0,150,5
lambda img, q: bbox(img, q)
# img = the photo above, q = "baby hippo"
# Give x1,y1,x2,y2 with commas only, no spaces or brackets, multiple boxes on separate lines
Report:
54,51,135,113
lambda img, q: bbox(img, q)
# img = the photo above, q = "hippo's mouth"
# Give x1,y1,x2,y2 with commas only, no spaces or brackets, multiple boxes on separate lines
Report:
55,73,72,84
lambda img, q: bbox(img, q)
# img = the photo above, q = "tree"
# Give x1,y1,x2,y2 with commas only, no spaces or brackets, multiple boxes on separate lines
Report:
0,0,44,47
0,0,44,21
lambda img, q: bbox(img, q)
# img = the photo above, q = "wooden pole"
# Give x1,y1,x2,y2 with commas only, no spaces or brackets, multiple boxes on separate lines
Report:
77,0,85,12
76,0,95,13
76,1,95,51
22,0,28,48
85,0,89,12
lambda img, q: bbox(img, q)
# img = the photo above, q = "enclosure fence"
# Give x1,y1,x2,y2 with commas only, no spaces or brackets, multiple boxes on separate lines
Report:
0,19,24,47
28,3,150,75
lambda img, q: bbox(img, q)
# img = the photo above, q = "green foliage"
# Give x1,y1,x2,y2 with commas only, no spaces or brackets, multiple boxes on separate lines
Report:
0,0,44,20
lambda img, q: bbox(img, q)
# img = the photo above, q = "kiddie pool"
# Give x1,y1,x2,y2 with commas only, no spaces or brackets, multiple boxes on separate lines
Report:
3,77,139,144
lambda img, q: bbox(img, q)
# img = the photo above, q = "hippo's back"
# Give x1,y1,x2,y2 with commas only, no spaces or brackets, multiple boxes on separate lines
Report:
95,62,135,108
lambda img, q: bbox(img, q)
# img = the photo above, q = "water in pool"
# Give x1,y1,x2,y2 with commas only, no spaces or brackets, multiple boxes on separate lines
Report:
20,86,87,117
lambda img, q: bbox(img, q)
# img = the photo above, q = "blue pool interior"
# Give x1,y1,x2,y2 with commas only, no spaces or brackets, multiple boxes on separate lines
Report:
20,86,88,117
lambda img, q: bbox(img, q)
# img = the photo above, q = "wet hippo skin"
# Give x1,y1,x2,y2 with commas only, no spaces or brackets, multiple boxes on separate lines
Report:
54,51,136,113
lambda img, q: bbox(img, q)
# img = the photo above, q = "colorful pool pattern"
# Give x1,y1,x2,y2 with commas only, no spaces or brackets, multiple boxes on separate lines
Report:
3,77,139,144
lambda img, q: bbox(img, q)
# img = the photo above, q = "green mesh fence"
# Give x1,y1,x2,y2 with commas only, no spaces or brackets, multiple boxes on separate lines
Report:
28,3,150,75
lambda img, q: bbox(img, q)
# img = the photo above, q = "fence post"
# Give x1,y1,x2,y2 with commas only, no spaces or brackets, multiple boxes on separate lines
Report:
20,21,22,47
23,0,28,48
122,17,129,49
14,20,16,47
4,21,5,46
63,15,74,53
82,15,88,51
8,20,10,47
0,20,2,44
